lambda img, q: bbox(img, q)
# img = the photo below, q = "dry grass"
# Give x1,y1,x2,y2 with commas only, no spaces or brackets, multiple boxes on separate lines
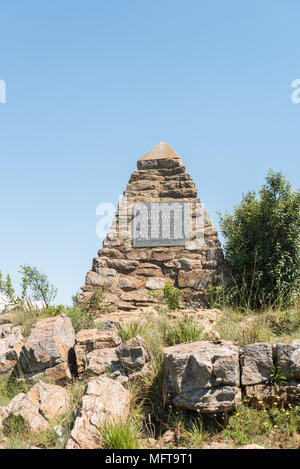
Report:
215,306,300,346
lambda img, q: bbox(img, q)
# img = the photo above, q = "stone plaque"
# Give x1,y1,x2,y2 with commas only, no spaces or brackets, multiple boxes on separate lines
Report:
132,202,189,247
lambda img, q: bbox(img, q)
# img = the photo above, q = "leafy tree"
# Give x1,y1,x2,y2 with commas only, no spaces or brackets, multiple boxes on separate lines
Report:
219,170,300,308
0,272,15,300
19,265,58,308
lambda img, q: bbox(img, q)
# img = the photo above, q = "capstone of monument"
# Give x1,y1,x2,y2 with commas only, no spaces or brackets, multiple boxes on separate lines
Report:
80,142,232,312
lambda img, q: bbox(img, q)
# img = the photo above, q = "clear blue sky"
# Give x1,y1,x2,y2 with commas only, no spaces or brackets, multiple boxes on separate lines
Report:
0,1,299,304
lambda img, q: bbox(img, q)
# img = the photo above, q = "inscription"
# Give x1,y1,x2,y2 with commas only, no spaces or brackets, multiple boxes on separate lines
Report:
132,202,189,247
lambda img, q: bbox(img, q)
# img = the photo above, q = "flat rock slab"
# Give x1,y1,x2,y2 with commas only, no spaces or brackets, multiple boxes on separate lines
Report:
163,340,241,413
66,377,130,449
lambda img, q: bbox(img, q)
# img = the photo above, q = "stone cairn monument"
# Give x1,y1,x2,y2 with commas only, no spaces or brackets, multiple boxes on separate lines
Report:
80,142,231,313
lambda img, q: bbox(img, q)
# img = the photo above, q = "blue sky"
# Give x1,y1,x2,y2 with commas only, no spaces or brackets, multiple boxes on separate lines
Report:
0,1,299,304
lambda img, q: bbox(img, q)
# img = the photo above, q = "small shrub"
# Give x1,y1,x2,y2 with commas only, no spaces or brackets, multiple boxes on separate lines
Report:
67,288,109,332
268,365,287,387
64,306,94,332
3,414,30,438
181,419,208,448
98,418,141,449
31,426,63,449
117,320,146,342
149,282,182,311
5,377,33,400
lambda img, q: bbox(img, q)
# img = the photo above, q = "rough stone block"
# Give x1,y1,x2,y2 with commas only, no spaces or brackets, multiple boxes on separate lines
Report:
241,343,273,385
163,340,240,413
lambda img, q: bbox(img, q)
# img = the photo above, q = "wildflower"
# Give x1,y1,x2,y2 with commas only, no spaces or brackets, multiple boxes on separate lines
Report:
274,425,278,428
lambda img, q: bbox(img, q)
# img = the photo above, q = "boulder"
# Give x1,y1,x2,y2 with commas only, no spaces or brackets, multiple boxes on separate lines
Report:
66,377,130,449
85,348,120,375
163,340,241,413
75,328,121,373
18,314,76,382
274,342,300,380
0,381,70,432
0,327,24,376
116,335,149,371
241,343,273,386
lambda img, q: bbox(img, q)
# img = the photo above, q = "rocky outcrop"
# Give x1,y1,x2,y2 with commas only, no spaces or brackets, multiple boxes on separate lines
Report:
163,340,241,413
66,377,130,449
0,327,24,377
0,381,70,432
17,314,76,382
79,142,232,312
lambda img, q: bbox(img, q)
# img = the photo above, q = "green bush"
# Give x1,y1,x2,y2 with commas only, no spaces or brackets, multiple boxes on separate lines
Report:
149,281,182,311
67,288,109,332
219,170,300,309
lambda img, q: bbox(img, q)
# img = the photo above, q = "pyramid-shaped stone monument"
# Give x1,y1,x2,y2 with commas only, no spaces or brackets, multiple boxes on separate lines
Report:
80,142,231,312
